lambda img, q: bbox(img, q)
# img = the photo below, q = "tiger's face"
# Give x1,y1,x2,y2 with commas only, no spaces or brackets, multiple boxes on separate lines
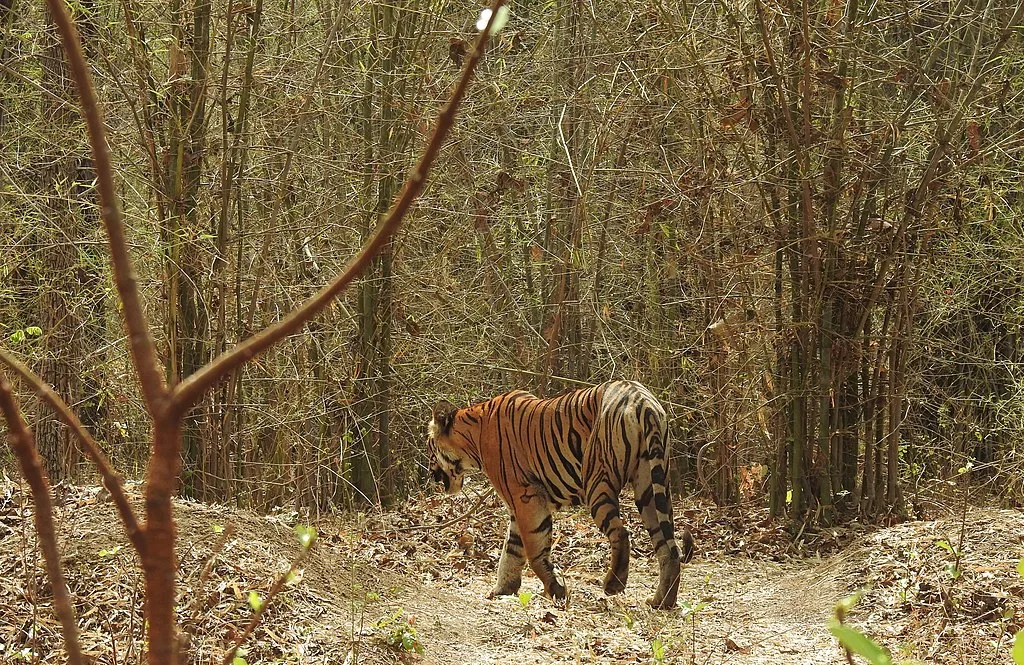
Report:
427,402,468,495
427,420,466,495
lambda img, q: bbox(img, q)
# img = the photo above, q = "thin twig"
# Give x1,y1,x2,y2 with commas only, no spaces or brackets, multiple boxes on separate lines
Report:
220,534,317,665
0,368,84,665
169,0,509,420
188,522,237,622
0,348,145,554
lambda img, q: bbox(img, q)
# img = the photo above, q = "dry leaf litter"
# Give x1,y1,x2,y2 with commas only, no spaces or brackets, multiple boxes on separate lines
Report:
1,477,1021,664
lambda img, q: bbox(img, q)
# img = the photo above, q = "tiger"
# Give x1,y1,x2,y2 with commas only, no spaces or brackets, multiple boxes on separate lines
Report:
426,379,694,609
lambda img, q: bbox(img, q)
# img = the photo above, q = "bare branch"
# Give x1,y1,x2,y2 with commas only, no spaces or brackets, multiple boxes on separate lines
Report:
43,0,168,416
0,368,84,665
0,348,145,554
168,0,509,420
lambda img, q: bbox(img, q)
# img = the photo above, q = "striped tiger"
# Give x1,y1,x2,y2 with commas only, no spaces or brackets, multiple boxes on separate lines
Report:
426,380,694,609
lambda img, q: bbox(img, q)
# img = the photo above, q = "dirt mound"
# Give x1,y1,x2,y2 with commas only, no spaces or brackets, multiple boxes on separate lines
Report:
824,508,1024,664
0,479,396,664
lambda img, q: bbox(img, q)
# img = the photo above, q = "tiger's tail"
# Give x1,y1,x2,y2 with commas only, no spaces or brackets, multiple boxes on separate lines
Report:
635,399,689,609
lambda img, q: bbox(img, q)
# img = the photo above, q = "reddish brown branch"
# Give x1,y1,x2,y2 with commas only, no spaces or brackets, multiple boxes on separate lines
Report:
0,368,84,665
0,349,145,554
168,0,509,420
43,0,168,415
37,0,506,662
142,422,182,665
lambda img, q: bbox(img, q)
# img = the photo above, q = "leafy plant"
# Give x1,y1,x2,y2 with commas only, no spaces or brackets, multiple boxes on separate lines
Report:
678,598,709,619
829,592,894,665
376,609,424,655
7,327,42,344
650,637,666,664
935,540,962,579
516,590,534,608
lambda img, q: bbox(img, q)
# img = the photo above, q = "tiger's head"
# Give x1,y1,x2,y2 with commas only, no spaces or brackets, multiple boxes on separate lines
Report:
426,401,476,495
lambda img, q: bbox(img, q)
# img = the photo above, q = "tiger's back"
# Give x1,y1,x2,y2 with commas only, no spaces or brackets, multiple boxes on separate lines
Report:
475,383,602,509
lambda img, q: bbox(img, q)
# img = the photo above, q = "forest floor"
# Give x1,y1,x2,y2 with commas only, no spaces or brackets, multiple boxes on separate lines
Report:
0,477,1022,664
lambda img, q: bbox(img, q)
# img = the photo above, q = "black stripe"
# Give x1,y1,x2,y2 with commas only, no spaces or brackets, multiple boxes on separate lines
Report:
654,490,669,514
637,485,654,509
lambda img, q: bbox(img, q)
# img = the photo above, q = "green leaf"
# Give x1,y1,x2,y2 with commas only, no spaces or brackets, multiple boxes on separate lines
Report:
248,591,263,611
1016,558,1024,579
25,326,42,337
828,623,893,665
232,658,248,665
517,590,533,608
294,524,317,548
935,540,953,555
212,524,225,534
678,599,709,618
836,590,864,615
1013,630,1024,665
9,330,25,344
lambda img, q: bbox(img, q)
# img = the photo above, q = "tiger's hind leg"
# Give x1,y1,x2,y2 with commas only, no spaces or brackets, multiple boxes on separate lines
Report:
585,470,630,596
513,495,567,601
634,420,696,609
488,515,525,598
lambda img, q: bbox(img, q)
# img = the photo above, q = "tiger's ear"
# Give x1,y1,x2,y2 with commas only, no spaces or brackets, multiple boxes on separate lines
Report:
432,401,457,435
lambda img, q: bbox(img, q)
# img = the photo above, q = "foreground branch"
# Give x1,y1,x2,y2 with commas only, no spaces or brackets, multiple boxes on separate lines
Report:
0,349,145,553
0,368,84,665
32,0,507,662
169,0,509,419
44,0,168,415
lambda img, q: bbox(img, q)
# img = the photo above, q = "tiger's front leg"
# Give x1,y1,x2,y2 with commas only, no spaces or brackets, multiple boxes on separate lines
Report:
488,516,525,598
514,495,567,601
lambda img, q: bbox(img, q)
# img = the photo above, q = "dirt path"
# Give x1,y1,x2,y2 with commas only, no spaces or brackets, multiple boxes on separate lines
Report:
392,553,846,664
363,500,1022,665
367,496,855,665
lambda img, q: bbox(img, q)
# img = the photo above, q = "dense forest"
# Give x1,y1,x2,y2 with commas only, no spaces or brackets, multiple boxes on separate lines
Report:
4,0,1023,518
2,0,1024,662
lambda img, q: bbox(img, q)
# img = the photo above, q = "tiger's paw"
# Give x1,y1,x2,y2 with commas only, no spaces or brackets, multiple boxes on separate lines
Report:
646,594,677,610
487,581,521,599
545,579,568,601
603,572,627,596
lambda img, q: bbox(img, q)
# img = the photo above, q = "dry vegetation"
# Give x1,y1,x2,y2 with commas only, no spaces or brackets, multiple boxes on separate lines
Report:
3,0,1024,662
2,478,1021,664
